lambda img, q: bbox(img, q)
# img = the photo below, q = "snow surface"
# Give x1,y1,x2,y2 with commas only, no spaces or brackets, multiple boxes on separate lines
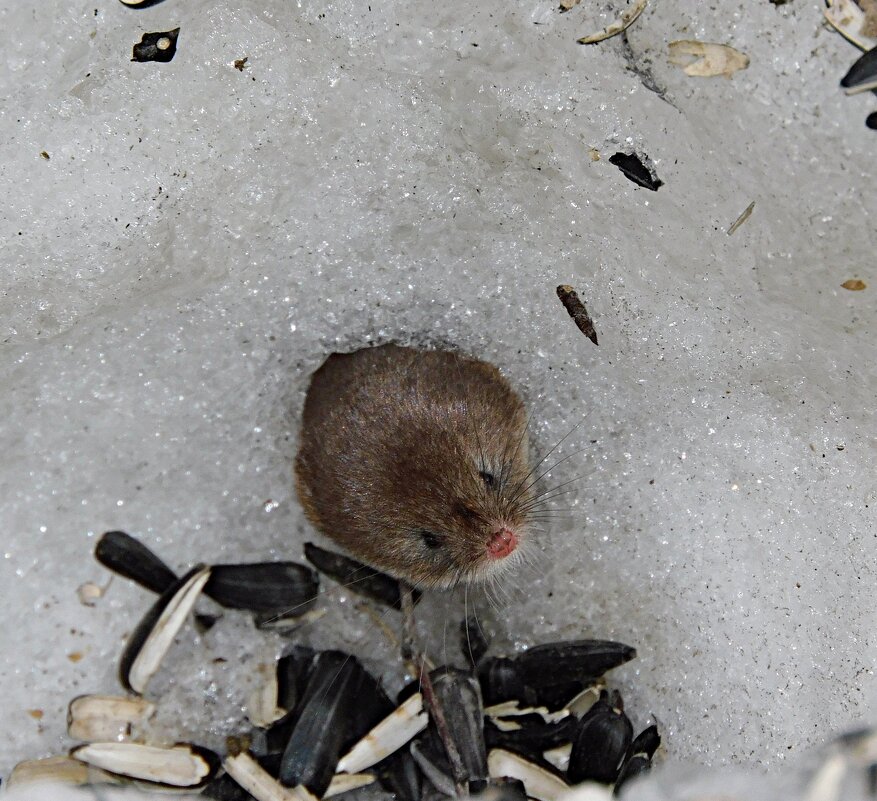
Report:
1,0,876,796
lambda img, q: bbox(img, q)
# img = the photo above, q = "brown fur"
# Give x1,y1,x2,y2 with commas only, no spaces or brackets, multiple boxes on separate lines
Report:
295,344,532,589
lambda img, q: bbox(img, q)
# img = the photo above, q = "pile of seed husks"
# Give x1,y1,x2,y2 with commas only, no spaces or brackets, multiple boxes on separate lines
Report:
6,531,660,801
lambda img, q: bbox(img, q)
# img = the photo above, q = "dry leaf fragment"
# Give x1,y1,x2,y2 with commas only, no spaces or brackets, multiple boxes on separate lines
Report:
841,279,866,290
669,40,749,78
577,0,647,44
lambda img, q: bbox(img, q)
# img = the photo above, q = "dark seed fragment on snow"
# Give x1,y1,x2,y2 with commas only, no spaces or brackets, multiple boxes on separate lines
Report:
608,152,663,191
556,285,599,345
95,530,178,594
303,542,420,609
204,562,318,613
867,111,877,129
132,28,180,63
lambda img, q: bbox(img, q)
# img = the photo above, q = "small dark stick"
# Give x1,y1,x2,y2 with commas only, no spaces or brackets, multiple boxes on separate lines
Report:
556,285,599,345
400,585,466,797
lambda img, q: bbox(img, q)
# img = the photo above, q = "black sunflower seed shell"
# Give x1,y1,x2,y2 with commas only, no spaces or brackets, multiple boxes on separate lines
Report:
347,666,395,752
132,28,180,63
478,657,533,707
484,714,579,755
203,771,255,801
410,740,456,796
461,616,491,667
376,750,423,801
276,645,318,712
608,152,663,191
479,641,634,708
95,530,178,595
515,640,636,688
614,754,651,794
118,565,206,693
567,693,633,784
204,562,318,613
628,724,661,759
303,542,420,609
278,651,367,796
841,46,877,89
430,666,488,789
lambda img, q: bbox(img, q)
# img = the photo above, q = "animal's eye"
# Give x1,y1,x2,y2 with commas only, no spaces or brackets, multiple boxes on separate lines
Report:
479,470,496,488
417,529,444,549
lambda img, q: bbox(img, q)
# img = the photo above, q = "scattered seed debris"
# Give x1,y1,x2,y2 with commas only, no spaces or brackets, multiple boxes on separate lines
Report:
132,28,180,63
559,0,581,9
28,709,44,720
40,151,50,160
727,201,756,235
608,151,663,191
841,279,867,290
77,580,108,607
824,0,877,50
588,147,601,161
68,651,84,663
234,56,249,71
577,0,647,44
669,40,749,78
556,285,599,345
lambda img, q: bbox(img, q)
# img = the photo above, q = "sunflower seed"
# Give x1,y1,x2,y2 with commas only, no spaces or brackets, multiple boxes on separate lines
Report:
119,565,211,694
487,749,569,801
566,691,632,784
205,563,318,613
94,530,177,594
67,694,155,742
337,693,428,774
303,542,420,610
71,742,219,787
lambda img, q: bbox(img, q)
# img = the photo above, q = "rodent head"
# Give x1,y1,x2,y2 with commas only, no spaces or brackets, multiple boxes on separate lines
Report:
365,398,533,590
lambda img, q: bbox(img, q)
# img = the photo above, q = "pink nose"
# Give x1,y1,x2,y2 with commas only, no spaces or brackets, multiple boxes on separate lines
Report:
487,528,518,559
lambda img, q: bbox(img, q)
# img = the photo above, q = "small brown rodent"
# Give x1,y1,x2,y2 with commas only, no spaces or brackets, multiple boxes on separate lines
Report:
294,344,533,589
